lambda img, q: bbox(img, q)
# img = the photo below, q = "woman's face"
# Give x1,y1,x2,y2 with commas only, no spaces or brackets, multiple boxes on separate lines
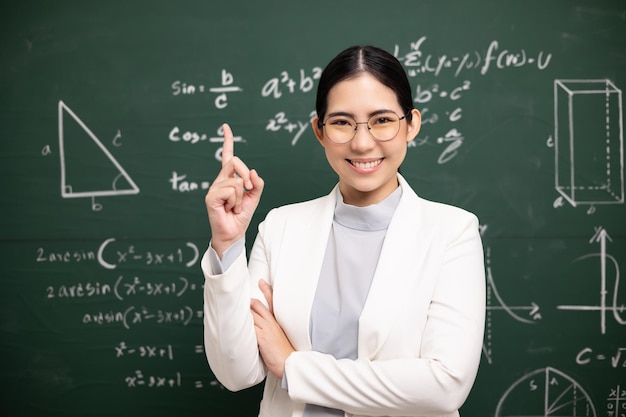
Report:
312,73,421,207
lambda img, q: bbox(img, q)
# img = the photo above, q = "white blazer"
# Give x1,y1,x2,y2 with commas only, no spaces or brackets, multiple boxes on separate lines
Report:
202,175,486,417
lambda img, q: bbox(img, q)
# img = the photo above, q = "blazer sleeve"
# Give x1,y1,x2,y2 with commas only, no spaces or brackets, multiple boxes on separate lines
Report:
284,211,486,416
202,221,272,391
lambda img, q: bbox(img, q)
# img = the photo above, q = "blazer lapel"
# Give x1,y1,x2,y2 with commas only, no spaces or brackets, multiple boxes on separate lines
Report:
358,176,433,358
273,187,338,351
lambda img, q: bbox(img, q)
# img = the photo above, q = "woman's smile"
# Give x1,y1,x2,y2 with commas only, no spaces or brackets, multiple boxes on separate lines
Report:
347,158,384,172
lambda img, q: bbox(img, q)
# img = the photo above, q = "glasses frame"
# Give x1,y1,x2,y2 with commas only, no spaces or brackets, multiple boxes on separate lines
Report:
320,110,411,144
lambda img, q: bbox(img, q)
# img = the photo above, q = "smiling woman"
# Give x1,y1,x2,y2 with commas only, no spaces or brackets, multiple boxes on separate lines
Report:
311,71,421,206
202,45,486,417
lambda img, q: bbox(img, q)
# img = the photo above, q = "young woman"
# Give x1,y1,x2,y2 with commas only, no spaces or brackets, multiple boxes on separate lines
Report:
202,45,485,417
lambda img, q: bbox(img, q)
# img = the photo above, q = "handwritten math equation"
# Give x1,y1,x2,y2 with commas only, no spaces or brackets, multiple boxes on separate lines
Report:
46,275,199,300
171,69,243,109
123,369,225,390
576,346,626,368
124,369,182,388
82,304,200,329
36,238,200,269
115,341,174,360
118,345,226,389
167,36,552,166
393,36,551,78
39,235,214,391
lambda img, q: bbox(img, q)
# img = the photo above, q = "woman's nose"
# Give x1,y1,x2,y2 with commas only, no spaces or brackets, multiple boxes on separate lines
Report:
350,122,375,149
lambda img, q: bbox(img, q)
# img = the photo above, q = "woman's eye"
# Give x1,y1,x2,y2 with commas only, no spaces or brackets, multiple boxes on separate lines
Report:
372,117,392,125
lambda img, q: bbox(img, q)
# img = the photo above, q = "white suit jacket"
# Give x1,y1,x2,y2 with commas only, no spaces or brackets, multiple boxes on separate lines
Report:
202,175,486,417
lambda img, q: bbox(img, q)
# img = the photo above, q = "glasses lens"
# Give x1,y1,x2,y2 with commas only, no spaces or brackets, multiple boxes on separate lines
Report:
323,111,404,143
324,116,356,144
368,112,401,141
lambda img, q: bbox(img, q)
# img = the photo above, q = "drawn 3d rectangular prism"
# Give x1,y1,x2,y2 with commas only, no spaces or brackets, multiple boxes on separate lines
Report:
554,79,624,207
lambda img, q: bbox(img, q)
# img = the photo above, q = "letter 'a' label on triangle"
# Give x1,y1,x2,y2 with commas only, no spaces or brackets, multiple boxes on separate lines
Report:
58,100,140,199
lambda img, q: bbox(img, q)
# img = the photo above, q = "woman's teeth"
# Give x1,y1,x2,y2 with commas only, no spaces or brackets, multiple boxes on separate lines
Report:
350,159,382,169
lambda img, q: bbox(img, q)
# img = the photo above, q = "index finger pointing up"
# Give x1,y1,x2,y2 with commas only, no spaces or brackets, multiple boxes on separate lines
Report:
221,123,234,166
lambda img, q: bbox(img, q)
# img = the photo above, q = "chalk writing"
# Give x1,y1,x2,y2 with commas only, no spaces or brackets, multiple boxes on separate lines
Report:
409,80,471,163
177,124,246,162
210,69,243,109
414,80,471,104
46,282,112,299
36,239,199,270
98,238,199,270
169,126,209,144
576,347,626,368
113,275,198,300
169,171,210,192
606,385,626,417
37,247,96,263
122,370,223,390
435,128,465,164
265,111,316,146
261,68,322,99
394,36,552,78
82,305,199,329
113,129,122,147
171,81,204,95
171,69,242,109
115,341,174,360
124,369,181,388
46,276,200,300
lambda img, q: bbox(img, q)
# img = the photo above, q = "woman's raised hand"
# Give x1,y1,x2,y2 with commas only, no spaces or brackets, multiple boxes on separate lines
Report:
205,124,264,257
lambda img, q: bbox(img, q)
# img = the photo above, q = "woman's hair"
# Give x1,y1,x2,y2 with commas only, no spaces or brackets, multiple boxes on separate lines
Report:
315,45,414,128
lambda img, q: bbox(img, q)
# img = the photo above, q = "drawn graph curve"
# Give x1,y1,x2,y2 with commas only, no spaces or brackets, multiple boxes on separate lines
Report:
483,247,542,364
58,100,140,201
495,367,596,417
487,262,537,325
557,228,625,334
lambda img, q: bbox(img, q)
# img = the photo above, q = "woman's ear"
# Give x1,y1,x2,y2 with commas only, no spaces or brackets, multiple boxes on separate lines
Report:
311,116,326,147
406,109,421,143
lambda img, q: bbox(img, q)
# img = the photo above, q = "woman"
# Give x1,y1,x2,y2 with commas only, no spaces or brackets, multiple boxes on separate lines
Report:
202,45,485,417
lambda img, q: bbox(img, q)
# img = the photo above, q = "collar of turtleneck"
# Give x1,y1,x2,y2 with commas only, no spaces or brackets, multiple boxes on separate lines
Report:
333,185,402,232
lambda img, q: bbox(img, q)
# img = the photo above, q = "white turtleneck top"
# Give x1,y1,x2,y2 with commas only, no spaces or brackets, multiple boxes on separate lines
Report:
304,186,401,416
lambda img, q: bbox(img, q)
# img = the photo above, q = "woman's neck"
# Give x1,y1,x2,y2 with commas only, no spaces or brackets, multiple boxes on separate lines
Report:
338,178,400,207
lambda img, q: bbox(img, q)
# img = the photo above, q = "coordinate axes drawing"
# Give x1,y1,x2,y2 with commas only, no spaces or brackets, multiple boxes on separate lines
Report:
554,79,624,209
557,227,625,335
483,247,542,364
58,100,140,210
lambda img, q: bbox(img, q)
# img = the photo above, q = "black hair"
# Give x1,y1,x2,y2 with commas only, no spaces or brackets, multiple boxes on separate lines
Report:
315,45,414,128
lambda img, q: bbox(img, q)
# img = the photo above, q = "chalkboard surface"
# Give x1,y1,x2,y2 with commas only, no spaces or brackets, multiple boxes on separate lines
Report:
2,1,625,416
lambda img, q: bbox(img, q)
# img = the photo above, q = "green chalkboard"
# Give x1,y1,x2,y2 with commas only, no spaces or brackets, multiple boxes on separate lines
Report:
2,0,625,416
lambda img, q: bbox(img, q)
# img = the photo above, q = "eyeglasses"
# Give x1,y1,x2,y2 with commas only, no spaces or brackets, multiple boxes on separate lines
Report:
320,110,410,144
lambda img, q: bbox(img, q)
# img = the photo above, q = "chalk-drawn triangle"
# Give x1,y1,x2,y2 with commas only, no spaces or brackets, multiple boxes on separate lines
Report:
58,100,140,199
